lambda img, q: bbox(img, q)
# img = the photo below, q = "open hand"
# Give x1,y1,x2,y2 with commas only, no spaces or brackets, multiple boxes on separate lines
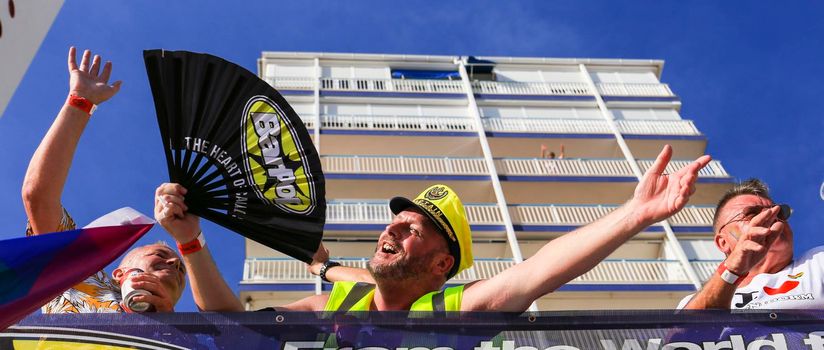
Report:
722,205,785,275
68,47,122,104
630,145,712,225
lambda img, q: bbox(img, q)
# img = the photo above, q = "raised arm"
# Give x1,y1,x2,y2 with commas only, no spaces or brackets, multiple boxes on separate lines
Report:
22,47,122,234
155,183,244,312
462,145,711,312
307,242,375,284
682,206,784,309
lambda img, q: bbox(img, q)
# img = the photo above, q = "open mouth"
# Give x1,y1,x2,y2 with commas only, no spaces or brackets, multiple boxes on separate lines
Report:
380,242,399,255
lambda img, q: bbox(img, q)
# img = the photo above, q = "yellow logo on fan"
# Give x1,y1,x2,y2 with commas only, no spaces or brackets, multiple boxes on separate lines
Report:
240,96,315,214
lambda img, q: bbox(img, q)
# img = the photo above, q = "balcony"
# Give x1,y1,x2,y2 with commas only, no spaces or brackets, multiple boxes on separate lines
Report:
483,118,701,136
472,81,591,96
327,201,502,225
321,155,727,179
471,81,674,99
265,77,675,99
596,83,674,97
265,76,315,91
241,258,714,290
512,204,714,227
321,114,476,133
325,201,714,228
321,77,465,94
321,155,489,176
497,158,729,179
691,260,723,281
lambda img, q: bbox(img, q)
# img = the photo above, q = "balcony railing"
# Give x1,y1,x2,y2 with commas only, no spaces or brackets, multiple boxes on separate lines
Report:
327,202,503,225
615,120,700,135
264,77,675,98
321,114,476,132
514,204,714,227
265,76,315,90
483,118,701,136
242,258,697,285
320,77,465,94
636,159,729,178
472,81,591,96
321,155,489,175
295,114,316,129
691,260,722,281
327,202,714,227
596,82,674,97
316,115,700,136
484,118,611,134
322,156,728,178
497,158,729,178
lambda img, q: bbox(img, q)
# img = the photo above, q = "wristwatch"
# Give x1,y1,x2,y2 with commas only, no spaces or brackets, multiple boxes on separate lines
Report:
319,261,341,283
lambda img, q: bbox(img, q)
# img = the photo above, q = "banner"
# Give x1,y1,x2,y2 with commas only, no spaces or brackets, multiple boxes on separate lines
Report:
5,311,824,350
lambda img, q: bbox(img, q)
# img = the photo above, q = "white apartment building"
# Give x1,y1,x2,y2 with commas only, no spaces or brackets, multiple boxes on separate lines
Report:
239,52,731,310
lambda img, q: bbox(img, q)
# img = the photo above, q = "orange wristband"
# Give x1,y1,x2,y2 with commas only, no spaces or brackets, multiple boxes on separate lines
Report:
177,231,206,255
67,95,97,115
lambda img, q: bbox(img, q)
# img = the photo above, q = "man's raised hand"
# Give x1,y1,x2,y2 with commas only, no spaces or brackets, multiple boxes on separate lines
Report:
67,47,122,105
630,145,711,225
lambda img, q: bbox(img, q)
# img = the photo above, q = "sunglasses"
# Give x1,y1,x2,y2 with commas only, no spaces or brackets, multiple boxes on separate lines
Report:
718,204,792,234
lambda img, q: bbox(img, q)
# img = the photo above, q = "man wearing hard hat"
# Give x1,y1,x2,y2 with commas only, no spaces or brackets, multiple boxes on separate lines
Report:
158,145,710,313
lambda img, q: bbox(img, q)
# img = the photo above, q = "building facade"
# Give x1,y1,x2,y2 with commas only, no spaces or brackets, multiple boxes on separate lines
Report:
239,52,732,310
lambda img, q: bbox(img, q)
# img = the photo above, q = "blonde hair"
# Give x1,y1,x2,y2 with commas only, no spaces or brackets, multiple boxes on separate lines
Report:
117,241,179,268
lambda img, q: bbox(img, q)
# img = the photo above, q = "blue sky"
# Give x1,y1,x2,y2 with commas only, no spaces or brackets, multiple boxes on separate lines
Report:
1,1,822,312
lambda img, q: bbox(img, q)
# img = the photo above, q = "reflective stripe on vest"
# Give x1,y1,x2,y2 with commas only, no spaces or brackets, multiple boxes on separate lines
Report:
324,281,464,311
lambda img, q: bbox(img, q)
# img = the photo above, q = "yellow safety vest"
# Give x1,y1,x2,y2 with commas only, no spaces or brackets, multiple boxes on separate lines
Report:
324,281,464,311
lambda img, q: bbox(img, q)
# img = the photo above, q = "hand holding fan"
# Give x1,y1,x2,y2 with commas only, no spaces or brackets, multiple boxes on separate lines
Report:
143,50,324,262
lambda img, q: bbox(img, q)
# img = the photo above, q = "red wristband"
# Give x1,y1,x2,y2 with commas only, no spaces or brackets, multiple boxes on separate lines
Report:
177,231,206,256
67,95,97,115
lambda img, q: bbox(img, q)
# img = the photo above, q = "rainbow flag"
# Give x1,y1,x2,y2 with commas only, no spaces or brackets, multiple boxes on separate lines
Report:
0,208,153,330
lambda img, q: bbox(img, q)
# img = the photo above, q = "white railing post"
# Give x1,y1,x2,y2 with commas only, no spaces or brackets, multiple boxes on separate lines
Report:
313,58,321,154
458,58,535,311
580,64,703,291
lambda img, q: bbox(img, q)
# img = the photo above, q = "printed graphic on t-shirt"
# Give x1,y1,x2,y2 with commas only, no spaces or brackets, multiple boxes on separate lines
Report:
738,270,812,309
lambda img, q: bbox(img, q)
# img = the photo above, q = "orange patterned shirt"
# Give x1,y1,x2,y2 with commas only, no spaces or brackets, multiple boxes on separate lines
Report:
26,208,124,313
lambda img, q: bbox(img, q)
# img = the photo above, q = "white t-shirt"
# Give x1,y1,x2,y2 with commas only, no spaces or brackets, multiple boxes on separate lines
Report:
677,247,824,309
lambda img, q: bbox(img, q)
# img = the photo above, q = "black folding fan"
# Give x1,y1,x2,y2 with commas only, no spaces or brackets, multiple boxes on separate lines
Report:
144,50,325,262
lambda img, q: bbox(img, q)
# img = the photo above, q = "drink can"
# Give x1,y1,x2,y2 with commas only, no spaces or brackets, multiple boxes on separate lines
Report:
120,268,152,312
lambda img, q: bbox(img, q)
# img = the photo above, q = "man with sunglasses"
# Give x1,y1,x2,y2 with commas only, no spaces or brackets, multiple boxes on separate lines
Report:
677,179,810,309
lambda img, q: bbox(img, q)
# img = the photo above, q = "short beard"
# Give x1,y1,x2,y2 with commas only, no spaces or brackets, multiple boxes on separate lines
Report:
368,250,438,282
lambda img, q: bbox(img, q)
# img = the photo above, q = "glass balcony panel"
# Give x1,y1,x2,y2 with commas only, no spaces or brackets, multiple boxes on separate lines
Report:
265,76,315,90
321,156,489,175
596,83,674,97
497,158,728,178
483,118,701,136
324,202,713,227
326,201,502,225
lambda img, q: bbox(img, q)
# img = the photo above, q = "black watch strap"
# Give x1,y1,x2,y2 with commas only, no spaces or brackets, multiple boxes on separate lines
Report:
319,261,341,283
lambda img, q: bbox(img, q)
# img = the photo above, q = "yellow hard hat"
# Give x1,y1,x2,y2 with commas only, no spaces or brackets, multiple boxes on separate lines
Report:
389,184,473,279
